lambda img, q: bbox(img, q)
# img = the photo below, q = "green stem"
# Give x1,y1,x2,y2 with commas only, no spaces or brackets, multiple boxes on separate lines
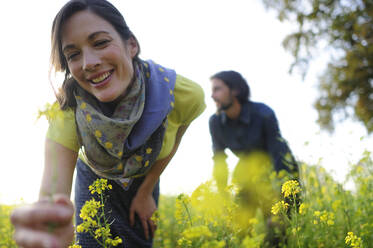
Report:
89,228,105,247
182,201,193,227
95,205,107,248
292,194,301,248
100,192,111,248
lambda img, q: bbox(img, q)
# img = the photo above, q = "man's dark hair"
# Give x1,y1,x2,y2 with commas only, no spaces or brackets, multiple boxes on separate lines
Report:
211,70,250,104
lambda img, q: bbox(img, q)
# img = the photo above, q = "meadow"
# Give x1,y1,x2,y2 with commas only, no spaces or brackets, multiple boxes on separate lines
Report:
1,150,372,248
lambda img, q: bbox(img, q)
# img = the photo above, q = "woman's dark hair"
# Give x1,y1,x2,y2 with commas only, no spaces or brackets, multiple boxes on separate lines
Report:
211,70,250,103
50,0,140,109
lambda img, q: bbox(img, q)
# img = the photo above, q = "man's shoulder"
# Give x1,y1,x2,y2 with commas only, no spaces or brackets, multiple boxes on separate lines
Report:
209,113,220,125
249,101,275,118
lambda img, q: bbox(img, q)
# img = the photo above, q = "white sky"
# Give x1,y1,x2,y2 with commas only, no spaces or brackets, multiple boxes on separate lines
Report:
0,0,372,204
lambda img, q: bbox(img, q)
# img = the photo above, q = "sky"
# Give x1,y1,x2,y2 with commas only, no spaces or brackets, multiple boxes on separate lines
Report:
0,0,372,204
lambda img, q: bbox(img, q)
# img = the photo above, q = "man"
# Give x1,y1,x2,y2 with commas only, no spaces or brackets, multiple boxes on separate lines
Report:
209,70,298,193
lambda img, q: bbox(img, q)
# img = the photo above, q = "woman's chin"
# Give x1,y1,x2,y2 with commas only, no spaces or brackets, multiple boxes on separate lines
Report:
95,94,119,103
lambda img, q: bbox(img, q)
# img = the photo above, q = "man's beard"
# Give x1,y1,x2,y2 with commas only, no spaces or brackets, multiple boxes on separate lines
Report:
218,95,234,112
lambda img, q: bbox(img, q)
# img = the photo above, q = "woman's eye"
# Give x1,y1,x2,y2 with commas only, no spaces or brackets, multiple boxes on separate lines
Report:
94,39,110,47
67,52,80,61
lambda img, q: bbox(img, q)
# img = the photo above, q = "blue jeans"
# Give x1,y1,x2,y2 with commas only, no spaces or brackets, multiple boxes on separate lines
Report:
74,159,160,248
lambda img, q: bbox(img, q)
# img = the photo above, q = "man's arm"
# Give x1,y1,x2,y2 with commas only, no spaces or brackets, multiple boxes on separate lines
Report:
209,116,229,191
263,109,298,175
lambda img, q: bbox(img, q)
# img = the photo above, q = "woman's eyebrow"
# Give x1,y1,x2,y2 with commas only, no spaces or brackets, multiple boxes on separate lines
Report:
88,31,109,40
62,31,110,53
62,44,76,54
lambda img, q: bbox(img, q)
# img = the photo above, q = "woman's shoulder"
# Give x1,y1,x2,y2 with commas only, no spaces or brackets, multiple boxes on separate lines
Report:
44,102,79,152
168,74,206,125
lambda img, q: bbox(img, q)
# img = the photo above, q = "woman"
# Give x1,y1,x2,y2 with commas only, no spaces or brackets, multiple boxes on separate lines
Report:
11,0,205,247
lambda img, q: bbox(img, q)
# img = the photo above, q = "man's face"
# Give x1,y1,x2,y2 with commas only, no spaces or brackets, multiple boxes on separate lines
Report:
211,78,234,111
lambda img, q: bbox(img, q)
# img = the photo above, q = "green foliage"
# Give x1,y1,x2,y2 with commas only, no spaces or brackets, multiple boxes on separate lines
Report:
0,205,17,248
262,0,373,133
2,152,373,247
152,150,373,248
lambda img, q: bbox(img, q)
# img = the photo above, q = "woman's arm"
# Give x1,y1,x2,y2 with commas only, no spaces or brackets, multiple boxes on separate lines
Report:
129,124,189,239
11,138,78,248
40,138,78,199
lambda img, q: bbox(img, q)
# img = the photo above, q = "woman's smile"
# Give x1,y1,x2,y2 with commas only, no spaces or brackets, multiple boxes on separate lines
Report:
61,10,139,103
88,69,114,88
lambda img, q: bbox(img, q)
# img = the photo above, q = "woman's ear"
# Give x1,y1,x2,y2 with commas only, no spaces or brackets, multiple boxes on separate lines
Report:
127,36,139,58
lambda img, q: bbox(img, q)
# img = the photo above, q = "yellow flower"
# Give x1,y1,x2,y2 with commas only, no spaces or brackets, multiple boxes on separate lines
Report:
327,220,334,226
95,130,102,138
76,178,121,247
146,148,152,154
177,237,192,247
345,232,363,248
332,200,341,212
94,226,111,239
299,203,307,215
105,236,123,247
79,199,102,221
151,210,160,225
105,142,113,149
314,211,321,217
164,76,169,82
117,163,123,170
182,225,212,240
80,102,87,109
271,201,289,215
314,210,335,226
69,245,82,248
144,160,150,167
320,212,328,222
86,114,92,122
249,218,258,225
292,227,301,235
89,178,113,195
135,155,143,162
281,180,301,198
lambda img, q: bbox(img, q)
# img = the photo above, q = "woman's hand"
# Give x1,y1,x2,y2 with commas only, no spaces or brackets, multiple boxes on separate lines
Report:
129,191,157,240
129,125,189,240
11,194,74,248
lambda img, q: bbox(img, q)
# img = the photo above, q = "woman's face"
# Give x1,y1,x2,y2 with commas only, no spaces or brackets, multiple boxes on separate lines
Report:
61,10,138,102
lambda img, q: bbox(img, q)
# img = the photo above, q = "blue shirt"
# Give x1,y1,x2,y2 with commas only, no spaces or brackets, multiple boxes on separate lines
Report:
209,101,298,173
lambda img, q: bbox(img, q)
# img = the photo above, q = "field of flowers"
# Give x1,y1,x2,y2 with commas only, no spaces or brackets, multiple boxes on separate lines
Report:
1,149,372,247
153,150,372,248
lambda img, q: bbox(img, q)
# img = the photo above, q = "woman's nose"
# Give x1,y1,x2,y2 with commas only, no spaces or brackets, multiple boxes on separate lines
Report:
82,50,101,71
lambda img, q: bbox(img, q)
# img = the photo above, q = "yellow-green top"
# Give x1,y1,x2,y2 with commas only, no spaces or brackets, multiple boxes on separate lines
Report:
46,74,206,160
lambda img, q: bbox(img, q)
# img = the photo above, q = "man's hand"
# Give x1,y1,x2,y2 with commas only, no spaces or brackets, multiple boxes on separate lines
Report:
11,194,74,248
213,162,229,192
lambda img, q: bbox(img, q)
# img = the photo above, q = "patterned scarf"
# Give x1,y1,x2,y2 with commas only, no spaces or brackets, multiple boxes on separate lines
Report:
74,60,176,180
